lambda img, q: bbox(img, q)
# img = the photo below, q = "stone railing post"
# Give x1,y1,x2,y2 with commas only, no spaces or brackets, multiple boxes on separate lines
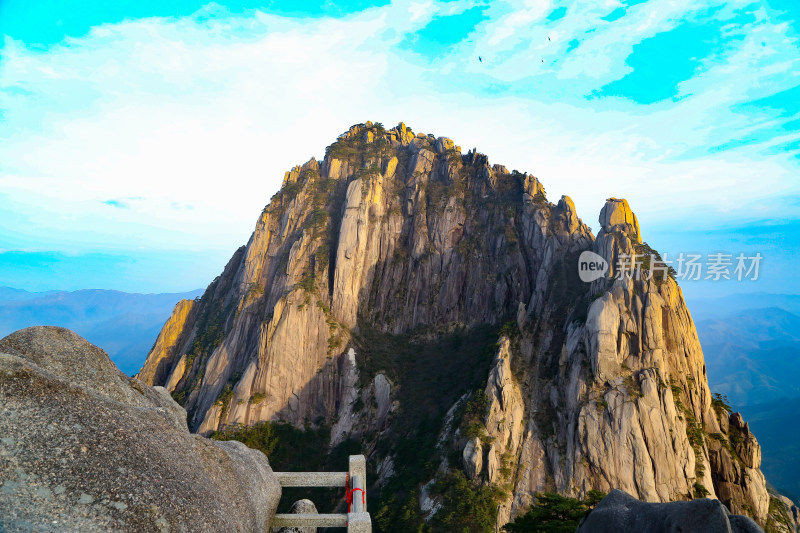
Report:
271,454,371,532
347,454,371,532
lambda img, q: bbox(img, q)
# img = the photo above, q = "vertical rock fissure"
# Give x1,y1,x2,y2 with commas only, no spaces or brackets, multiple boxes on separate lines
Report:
326,175,348,299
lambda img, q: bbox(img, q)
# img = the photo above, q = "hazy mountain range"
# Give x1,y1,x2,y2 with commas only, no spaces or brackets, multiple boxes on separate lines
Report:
739,396,800,502
688,295,800,504
688,293,800,321
696,306,800,406
0,286,203,375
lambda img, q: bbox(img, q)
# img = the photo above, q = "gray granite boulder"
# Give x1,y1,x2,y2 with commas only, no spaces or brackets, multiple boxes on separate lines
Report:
576,489,764,533
0,327,281,533
276,499,318,533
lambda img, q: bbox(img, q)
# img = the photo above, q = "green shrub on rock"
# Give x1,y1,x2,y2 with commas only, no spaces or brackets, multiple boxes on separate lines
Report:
502,491,606,533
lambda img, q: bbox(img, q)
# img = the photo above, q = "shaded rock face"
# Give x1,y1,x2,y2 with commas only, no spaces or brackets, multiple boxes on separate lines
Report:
576,489,764,533
140,122,781,529
0,327,281,533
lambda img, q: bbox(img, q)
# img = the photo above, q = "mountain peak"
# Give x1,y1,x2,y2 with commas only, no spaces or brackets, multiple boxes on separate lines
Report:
599,197,641,243
138,122,785,531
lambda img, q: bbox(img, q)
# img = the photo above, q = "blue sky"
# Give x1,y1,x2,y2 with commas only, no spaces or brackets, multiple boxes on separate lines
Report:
0,0,798,298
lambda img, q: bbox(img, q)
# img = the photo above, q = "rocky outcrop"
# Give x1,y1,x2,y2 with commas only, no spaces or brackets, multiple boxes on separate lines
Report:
478,337,526,525
0,326,281,533
329,351,394,447
278,499,318,533
772,495,800,532
576,489,764,533
598,198,641,243
498,195,773,525
136,298,195,385
484,339,525,485
708,411,770,521
463,437,483,480
139,121,785,530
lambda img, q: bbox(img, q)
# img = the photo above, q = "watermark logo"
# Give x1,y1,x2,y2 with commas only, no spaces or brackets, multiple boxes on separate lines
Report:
614,252,763,282
578,251,609,282
578,251,763,282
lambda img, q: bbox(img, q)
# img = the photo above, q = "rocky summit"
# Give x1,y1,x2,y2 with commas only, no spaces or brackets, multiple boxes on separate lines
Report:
0,326,281,532
136,121,792,532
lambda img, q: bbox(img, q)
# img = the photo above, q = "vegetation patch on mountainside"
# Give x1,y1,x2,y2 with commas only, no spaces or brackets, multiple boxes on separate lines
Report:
502,491,606,533
353,323,501,532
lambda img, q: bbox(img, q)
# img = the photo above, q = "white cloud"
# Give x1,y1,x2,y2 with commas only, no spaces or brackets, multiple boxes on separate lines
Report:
486,2,551,47
0,0,798,261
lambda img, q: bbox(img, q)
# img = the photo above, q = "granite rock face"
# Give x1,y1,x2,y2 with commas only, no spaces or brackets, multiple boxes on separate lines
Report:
277,499,318,533
598,197,641,243
489,195,772,525
140,122,785,530
0,327,281,533
576,489,764,533
141,121,588,435
137,298,196,386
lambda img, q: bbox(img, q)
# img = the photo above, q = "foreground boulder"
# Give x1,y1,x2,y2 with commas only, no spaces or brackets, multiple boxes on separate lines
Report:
577,489,764,533
0,327,281,533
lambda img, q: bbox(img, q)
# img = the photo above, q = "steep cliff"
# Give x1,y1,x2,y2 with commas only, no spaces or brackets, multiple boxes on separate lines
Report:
140,122,787,531
137,298,196,386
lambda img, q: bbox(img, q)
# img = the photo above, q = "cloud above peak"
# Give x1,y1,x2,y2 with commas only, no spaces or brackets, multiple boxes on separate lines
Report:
0,0,797,274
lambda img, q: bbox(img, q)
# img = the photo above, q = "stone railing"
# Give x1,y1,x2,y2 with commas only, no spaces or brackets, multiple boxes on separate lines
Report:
272,455,372,532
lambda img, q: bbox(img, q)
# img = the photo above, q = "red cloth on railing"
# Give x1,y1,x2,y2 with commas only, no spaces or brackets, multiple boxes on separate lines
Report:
346,487,366,512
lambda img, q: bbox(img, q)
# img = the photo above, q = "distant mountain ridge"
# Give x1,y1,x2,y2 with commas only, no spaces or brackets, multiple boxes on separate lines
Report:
688,293,800,322
696,306,800,406
0,286,57,302
0,286,203,374
691,301,800,506
739,397,800,503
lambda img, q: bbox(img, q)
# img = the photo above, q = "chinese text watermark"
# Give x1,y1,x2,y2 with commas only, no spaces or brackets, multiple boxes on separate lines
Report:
579,251,763,282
